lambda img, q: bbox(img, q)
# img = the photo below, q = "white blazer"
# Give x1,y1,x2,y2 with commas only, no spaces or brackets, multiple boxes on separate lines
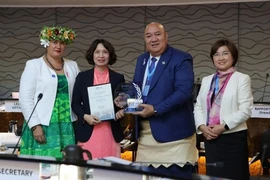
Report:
194,71,253,134
19,56,80,128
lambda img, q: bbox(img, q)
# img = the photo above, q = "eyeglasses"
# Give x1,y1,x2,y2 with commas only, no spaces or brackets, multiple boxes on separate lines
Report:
213,51,230,58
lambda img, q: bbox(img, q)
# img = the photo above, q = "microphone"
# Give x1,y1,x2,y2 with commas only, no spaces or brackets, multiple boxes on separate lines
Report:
258,144,268,180
258,73,269,102
249,152,260,165
260,144,268,166
132,161,224,168
197,161,224,168
12,93,43,154
260,130,270,166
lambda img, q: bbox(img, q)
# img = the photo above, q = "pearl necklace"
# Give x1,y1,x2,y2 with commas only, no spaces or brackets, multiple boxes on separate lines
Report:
45,55,64,71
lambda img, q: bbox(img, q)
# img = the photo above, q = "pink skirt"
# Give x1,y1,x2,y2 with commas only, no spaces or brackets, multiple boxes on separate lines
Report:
78,121,120,160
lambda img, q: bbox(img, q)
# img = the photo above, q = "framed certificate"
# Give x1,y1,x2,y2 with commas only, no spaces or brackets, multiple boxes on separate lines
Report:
87,83,115,121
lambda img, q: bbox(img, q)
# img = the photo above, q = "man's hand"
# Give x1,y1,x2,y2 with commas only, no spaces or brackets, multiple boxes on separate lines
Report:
114,93,129,108
84,114,101,125
132,104,154,118
33,125,46,144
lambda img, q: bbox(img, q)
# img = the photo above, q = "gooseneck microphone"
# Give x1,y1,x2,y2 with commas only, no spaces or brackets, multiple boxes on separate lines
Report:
259,73,269,102
12,93,43,154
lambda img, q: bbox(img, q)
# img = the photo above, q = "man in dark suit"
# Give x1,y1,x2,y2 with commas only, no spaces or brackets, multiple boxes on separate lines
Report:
133,22,198,175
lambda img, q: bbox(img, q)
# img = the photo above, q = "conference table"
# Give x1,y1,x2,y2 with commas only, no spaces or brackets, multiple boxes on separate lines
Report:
0,153,231,180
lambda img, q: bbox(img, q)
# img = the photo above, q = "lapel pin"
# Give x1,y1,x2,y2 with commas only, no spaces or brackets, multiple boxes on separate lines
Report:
143,58,146,65
52,74,56,78
162,61,165,65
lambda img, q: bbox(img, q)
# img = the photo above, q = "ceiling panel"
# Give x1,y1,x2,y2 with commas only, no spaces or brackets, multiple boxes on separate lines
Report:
0,0,267,7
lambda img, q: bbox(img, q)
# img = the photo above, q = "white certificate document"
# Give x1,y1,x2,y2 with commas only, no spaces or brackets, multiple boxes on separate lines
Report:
87,83,115,121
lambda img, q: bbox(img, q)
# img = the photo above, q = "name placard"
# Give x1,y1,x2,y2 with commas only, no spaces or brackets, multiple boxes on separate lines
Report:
0,160,39,180
251,104,270,118
5,100,21,112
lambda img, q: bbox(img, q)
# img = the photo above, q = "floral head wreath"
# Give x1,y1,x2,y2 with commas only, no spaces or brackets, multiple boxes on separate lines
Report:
40,26,76,48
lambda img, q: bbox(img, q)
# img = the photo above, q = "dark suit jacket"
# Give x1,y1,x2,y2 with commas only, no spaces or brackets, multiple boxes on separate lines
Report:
133,45,195,143
72,68,125,143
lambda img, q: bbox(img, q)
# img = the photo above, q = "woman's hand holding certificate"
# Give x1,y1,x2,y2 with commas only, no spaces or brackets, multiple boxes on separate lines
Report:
83,114,101,125
115,109,125,120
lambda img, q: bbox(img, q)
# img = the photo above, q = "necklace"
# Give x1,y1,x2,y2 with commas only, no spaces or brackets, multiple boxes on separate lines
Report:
45,55,64,71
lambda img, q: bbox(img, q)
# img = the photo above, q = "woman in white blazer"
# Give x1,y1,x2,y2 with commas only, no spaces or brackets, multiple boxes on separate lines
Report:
19,26,80,158
194,39,253,180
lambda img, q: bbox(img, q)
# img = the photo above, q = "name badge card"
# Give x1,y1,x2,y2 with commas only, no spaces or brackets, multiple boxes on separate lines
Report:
87,83,115,121
0,160,39,180
251,104,270,118
5,100,21,112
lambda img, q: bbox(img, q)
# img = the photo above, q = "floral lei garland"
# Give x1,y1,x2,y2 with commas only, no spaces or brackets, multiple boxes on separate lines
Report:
40,26,76,48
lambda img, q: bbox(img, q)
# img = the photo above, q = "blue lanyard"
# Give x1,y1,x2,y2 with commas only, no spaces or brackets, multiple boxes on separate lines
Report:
215,75,219,95
142,58,157,100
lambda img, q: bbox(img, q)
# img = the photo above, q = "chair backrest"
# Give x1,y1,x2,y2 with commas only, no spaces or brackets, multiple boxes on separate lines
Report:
261,129,270,168
247,118,270,157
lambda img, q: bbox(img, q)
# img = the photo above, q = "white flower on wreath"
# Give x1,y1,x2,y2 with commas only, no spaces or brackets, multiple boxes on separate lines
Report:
40,39,50,48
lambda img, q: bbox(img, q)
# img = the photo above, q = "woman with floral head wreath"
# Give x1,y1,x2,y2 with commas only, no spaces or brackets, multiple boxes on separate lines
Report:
19,26,80,158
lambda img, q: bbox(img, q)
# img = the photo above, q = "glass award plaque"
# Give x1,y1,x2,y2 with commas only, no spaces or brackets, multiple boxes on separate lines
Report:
114,82,143,113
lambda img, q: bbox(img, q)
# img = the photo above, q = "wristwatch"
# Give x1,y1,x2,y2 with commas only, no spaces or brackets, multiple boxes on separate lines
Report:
224,124,230,131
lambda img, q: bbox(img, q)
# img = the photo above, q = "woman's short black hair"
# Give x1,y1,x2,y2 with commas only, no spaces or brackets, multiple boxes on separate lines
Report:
210,38,238,66
85,39,117,65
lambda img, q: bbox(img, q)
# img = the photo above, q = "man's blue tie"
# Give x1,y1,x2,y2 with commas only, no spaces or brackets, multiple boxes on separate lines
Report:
149,57,157,74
